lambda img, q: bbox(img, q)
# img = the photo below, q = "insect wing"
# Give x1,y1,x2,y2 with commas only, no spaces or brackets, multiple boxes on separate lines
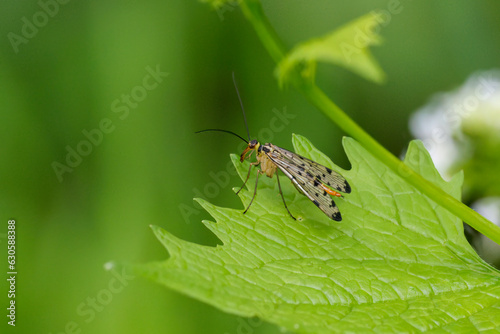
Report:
264,145,348,221
269,145,350,193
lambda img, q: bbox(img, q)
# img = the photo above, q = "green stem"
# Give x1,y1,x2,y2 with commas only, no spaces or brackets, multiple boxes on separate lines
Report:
239,0,500,245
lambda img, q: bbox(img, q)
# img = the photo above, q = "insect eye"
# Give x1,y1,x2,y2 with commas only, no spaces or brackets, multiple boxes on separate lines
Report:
249,139,258,148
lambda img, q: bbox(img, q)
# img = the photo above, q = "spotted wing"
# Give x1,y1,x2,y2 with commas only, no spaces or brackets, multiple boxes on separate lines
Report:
269,145,351,193
264,145,350,221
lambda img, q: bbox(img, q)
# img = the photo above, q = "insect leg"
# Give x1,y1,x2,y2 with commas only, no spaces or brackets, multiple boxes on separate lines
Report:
243,169,260,214
276,171,296,220
236,162,259,195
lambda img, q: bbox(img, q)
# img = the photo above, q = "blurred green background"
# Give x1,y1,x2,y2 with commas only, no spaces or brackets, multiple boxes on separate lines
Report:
1,1,500,333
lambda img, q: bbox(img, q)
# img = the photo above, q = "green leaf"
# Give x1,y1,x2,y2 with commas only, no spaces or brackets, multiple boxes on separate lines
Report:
135,135,500,333
276,13,386,85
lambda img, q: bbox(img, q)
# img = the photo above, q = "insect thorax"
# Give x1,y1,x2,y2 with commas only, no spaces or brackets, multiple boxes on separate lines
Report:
257,143,276,178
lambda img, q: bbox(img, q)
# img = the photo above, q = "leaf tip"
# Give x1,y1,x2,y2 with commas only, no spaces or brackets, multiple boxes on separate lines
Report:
194,197,209,207
341,136,356,149
149,225,183,255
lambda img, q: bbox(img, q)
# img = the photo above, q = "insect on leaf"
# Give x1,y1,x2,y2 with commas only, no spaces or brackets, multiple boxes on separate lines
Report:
133,135,500,333
263,143,350,220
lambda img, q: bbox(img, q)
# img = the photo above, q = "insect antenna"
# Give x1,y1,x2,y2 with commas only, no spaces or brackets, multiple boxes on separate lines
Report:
197,73,251,144
232,72,251,141
195,129,248,143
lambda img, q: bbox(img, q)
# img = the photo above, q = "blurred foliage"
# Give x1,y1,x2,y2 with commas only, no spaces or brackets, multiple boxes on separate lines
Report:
276,12,385,85
1,1,500,333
